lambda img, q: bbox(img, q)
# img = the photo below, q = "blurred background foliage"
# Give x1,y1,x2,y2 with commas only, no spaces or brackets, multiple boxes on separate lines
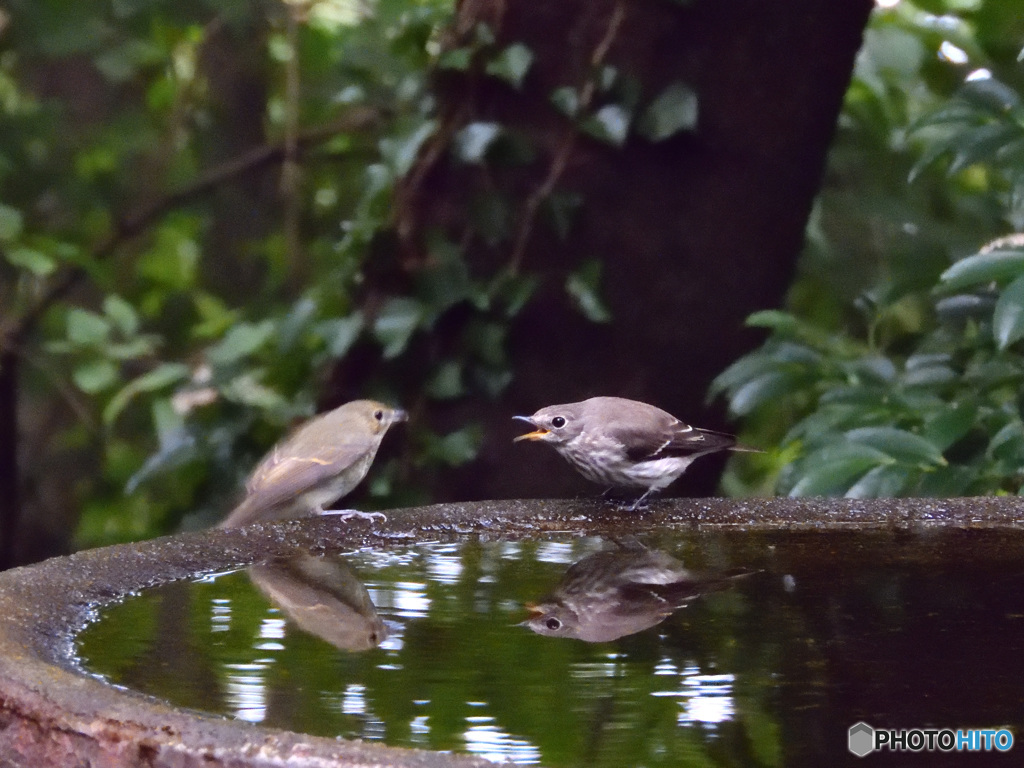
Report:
1,0,1024,558
714,0,1024,498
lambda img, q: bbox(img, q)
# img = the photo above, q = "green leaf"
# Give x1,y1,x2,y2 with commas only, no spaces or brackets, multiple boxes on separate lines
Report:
373,297,424,358
947,123,1021,175
464,320,507,367
922,402,977,451
424,424,484,466
939,249,1024,291
490,269,539,318
637,82,698,141
103,363,190,426
73,359,119,394
542,192,583,241
787,444,893,496
221,373,287,411
993,274,1024,349
417,247,473,314
277,297,318,353
988,422,1024,462
426,361,464,400
6,247,56,276
105,338,157,360
138,222,200,291
437,47,472,70
598,65,619,92
474,22,496,46
744,310,800,333
453,122,503,164
0,204,23,242
709,342,818,397
728,371,798,417
93,39,164,83
318,313,364,358
959,77,1021,114
566,259,612,323
208,320,276,366
192,293,239,339
934,294,994,324
580,104,631,146
844,465,914,498
550,87,580,118
103,295,139,336
67,308,111,346
485,43,533,89
844,426,946,466
382,121,437,176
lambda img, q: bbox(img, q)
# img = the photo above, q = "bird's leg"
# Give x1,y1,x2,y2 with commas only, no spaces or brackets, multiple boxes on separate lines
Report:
316,505,388,523
626,488,657,512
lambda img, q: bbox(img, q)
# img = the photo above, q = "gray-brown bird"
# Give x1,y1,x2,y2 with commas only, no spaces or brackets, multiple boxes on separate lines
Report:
522,542,752,642
514,396,755,509
248,553,388,652
219,399,406,528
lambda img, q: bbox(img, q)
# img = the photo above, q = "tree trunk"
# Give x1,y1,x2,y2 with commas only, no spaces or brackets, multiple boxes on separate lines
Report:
393,0,874,500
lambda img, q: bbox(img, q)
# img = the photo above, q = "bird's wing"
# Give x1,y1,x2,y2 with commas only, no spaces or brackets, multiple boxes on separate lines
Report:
614,420,736,462
245,442,363,509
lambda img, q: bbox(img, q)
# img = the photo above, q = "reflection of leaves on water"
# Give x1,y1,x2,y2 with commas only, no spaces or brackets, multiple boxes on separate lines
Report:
248,553,387,652
522,541,753,643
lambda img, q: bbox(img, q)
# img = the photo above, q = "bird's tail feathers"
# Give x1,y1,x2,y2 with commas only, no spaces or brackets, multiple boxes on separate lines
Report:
728,442,763,454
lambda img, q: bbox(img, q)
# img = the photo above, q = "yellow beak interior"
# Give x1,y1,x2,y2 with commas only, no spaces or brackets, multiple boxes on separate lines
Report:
514,429,549,442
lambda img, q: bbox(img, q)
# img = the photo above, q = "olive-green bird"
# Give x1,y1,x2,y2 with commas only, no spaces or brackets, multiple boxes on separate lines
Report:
219,400,407,528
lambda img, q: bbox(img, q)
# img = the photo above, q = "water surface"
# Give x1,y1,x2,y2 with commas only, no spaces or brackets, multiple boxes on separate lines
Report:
76,529,1024,766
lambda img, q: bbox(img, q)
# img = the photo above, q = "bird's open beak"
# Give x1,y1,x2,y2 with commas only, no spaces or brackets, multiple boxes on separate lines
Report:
513,415,548,442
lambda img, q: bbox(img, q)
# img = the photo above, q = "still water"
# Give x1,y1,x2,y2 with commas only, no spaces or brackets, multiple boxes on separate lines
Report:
76,529,1024,766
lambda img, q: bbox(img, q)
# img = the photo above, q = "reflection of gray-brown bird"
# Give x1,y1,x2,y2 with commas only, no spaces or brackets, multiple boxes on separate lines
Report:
514,396,756,509
248,553,388,652
522,543,750,643
219,400,406,528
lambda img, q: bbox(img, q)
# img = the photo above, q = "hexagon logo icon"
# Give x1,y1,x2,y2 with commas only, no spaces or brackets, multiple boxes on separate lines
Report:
848,722,875,757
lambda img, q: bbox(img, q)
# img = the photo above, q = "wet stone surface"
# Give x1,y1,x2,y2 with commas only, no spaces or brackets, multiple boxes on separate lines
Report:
2,496,1024,767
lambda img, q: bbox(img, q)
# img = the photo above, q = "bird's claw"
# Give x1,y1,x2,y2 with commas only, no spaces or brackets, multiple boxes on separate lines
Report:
603,493,653,512
319,508,388,524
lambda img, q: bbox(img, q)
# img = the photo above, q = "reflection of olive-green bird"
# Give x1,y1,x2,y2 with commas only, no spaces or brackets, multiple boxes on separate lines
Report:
248,553,387,652
220,400,407,528
523,543,751,643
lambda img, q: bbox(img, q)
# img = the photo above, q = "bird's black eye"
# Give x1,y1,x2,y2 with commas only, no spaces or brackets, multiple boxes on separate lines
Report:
374,409,384,421
545,617,562,631
551,416,566,429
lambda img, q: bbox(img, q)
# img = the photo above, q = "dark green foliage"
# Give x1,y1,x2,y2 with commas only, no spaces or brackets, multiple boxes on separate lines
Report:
2,0,484,545
713,1,1024,497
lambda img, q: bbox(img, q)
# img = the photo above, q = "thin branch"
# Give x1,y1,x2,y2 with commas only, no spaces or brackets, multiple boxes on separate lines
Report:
508,1,627,273
0,108,380,359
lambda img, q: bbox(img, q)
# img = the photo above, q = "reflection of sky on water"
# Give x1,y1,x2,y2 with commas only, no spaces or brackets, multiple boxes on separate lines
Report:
426,544,464,584
254,615,286,651
211,541,740,743
210,597,231,632
653,660,736,727
222,616,288,722
83,538,752,764
223,661,270,723
464,702,543,765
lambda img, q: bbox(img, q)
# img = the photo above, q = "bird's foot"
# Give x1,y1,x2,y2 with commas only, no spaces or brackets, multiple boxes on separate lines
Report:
598,488,655,511
319,508,388,523
625,489,657,512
